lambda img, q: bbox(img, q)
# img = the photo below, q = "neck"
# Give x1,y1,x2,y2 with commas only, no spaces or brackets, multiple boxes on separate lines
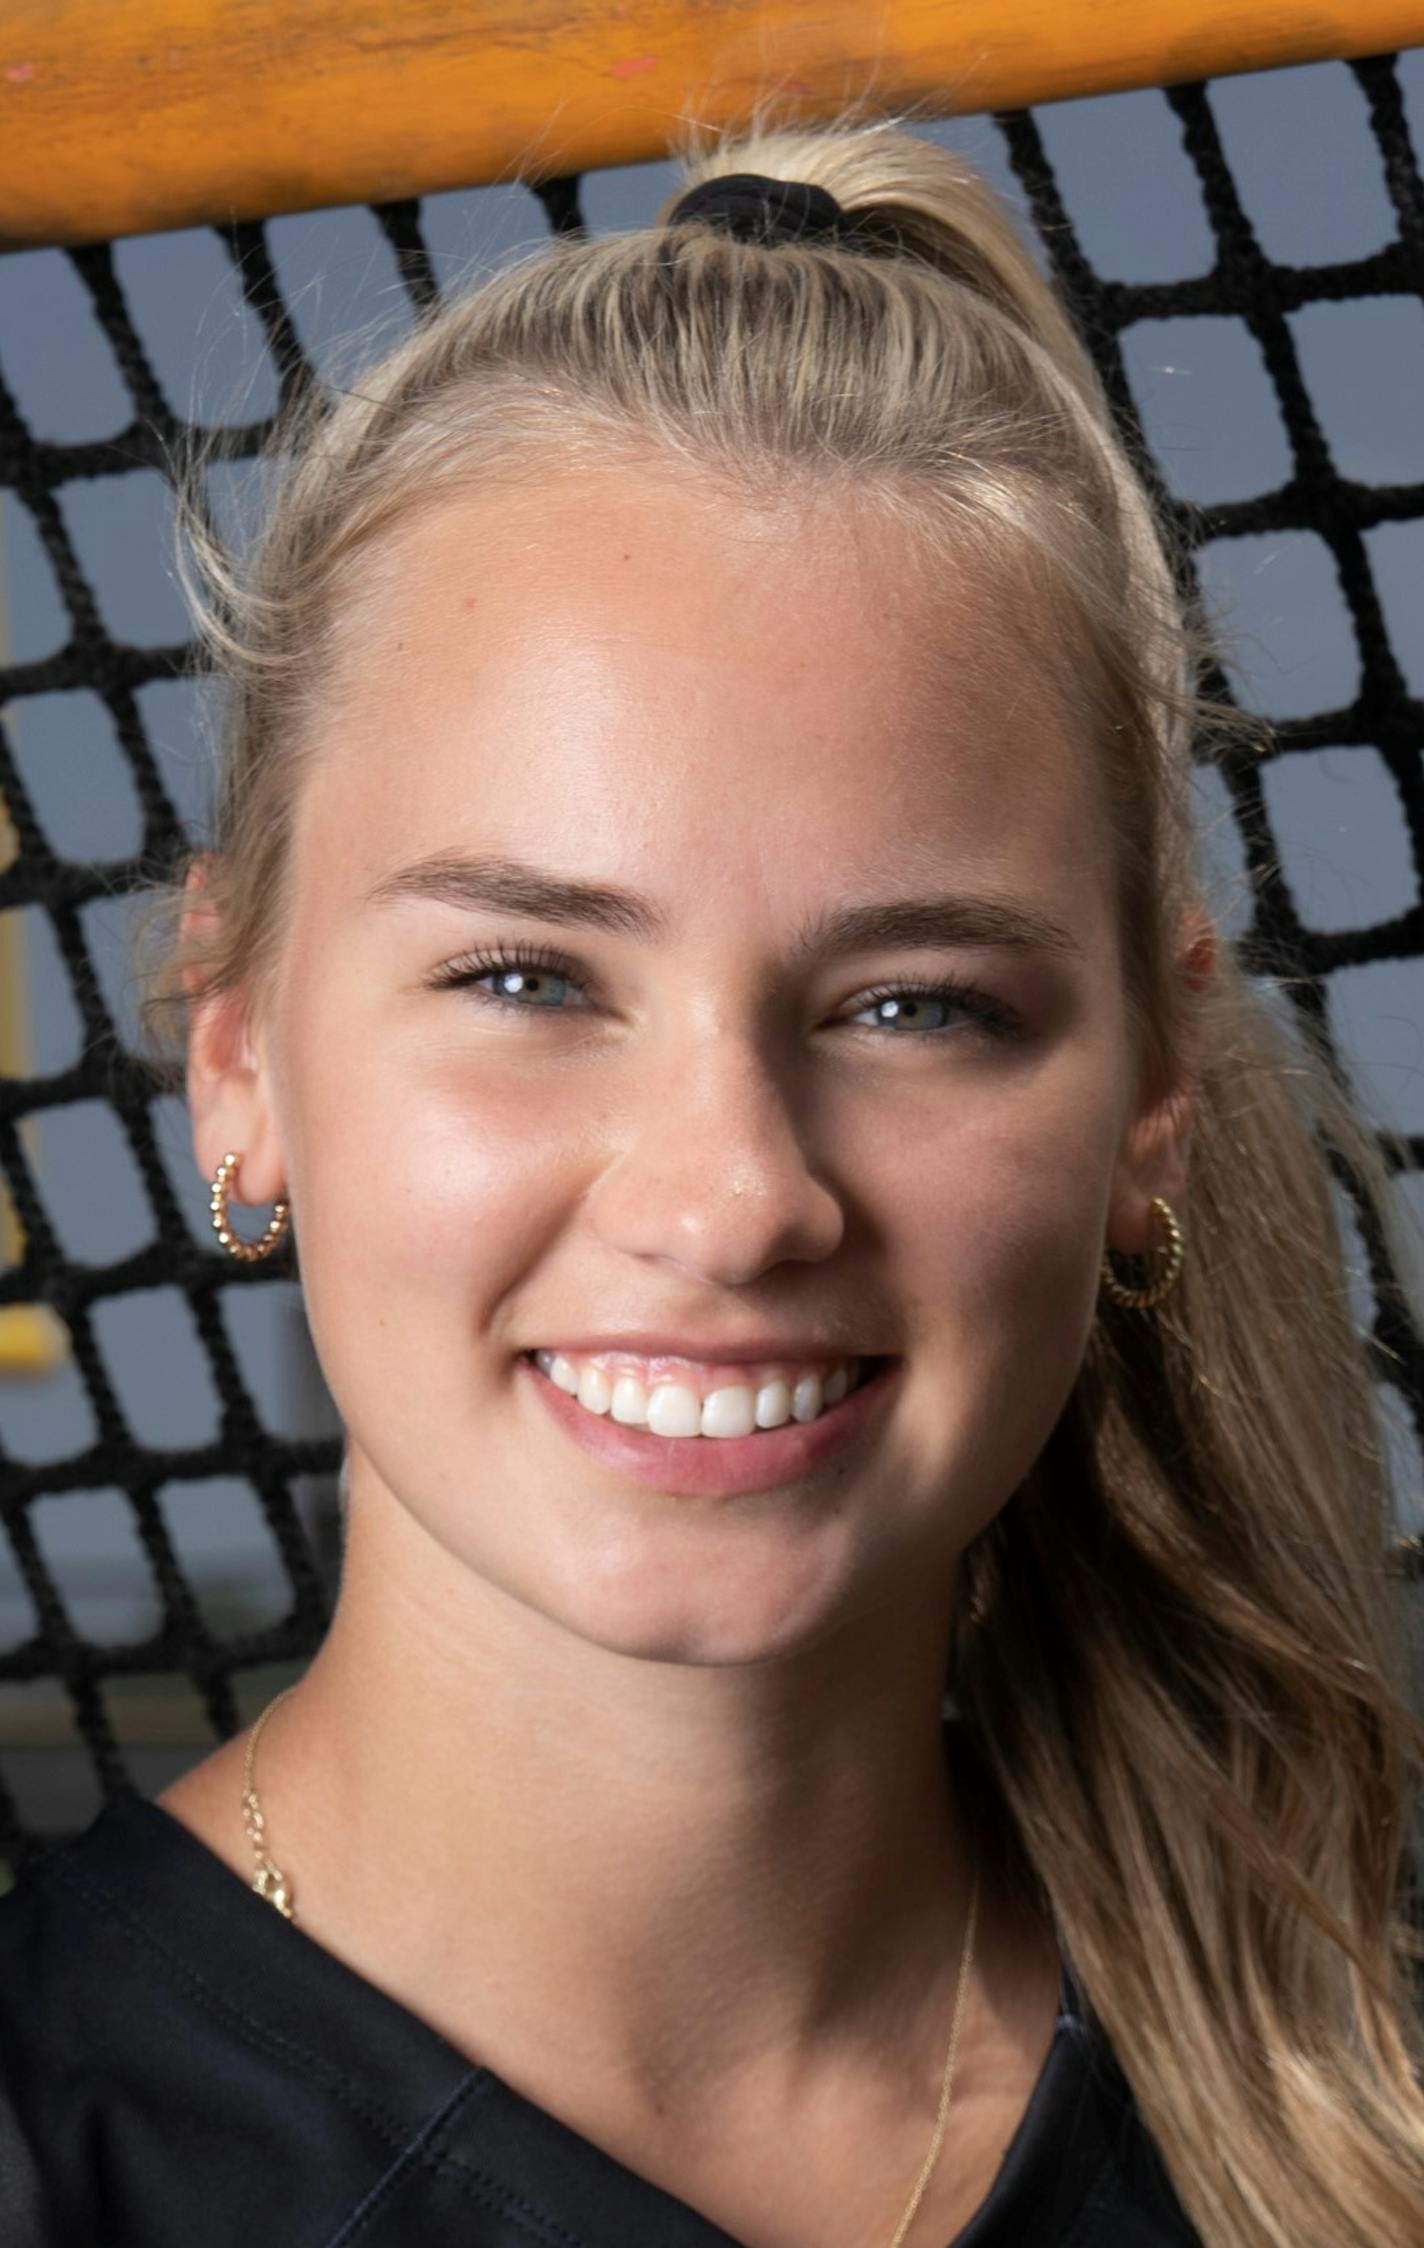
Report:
261,1465,1006,2119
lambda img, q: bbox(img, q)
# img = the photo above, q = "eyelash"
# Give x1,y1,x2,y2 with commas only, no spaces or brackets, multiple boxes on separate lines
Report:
427,943,1022,1040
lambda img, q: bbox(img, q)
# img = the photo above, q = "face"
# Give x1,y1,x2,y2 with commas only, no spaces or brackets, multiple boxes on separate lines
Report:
193,465,1185,1668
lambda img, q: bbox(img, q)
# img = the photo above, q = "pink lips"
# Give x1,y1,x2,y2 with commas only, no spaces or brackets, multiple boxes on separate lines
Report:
520,1352,902,1498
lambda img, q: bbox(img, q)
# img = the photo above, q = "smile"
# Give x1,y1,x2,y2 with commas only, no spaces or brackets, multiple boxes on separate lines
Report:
531,1348,871,1438
520,1350,902,1499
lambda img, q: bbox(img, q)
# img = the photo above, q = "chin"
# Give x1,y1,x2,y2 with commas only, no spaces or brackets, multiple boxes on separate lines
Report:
522,1516,865,1669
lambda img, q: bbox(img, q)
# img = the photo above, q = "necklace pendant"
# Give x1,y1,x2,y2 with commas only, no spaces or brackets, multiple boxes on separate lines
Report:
252,1860,294,1919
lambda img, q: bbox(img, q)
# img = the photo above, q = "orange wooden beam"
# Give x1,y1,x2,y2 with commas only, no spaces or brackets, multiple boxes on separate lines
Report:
2,0,1422,252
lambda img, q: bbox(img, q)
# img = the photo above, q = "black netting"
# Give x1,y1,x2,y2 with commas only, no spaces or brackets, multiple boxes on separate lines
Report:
1,58,1421,1873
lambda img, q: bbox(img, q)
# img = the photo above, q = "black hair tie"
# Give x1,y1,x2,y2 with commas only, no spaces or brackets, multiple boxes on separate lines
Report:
666,172,849,248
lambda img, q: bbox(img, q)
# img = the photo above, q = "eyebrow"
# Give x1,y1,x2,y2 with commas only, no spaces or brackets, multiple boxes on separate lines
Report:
365,853,1081,960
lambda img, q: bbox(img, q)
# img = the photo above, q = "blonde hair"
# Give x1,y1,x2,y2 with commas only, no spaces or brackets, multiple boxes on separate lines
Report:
144,108,1424,2243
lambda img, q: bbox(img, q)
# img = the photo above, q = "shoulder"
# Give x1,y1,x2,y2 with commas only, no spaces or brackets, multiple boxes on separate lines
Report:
0,1806,147,2247
0,1796,257,2243
0,1794,480,2248
0,1791,226,2067
1048,2013,1202,2248
0,1802,145,2049
973,1952,1201,2248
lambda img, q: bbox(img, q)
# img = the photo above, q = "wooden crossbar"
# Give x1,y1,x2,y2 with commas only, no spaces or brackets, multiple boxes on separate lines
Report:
2,0,1422,253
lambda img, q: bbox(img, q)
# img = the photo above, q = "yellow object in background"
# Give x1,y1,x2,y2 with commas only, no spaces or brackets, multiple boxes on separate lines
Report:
1,488,64,1371
0,690,66,1370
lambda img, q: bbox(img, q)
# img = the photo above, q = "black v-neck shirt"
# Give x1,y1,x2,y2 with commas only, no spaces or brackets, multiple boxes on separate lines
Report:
0,1789,1200,2247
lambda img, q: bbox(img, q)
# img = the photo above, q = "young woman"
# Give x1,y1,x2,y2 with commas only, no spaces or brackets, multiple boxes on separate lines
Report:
1,112,1421,2248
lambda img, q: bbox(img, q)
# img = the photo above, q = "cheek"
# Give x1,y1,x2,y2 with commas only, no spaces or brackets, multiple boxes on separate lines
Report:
279,1025,583,1386
873,1054,1123,1517
877,1035,1124,1287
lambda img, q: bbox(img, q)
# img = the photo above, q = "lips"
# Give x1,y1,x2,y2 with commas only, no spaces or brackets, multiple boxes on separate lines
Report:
520,1349,903,1499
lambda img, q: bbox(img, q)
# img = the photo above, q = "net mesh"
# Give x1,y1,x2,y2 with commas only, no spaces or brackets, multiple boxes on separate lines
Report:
1,55,1422,1872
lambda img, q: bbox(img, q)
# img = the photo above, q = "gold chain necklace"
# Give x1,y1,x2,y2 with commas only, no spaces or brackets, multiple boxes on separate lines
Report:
240,1685,979,2248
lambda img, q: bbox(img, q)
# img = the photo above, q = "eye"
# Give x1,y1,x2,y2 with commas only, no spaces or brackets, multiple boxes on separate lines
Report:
844,978,1021,1039
427,949,1021,1041
428,944,588,1011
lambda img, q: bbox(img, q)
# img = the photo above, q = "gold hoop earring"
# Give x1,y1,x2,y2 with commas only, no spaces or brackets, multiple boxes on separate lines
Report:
210,1150,291,1263
1100,1195,1184,1312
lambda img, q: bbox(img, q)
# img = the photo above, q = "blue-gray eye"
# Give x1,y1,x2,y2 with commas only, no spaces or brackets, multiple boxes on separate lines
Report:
858,991,955,1033
430,946,587,1010
848,981,1018,1037
485,966,570,1007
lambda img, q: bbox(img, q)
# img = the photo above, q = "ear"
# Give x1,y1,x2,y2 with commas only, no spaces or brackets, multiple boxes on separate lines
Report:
1105,908,1215,1257
182,856,285,1207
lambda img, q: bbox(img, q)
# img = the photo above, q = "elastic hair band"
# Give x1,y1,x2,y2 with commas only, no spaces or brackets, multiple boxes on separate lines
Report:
665,172,850,249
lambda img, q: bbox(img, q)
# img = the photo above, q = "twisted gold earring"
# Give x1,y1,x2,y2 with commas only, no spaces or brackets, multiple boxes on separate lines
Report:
1100,1195,1184,1311
210,1150,290,1263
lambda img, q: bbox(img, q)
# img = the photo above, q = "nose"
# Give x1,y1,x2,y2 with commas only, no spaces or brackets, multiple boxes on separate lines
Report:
586,1028,845,1287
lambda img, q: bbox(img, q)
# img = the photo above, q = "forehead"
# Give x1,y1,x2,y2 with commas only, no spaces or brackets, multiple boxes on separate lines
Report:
296,464,1113,926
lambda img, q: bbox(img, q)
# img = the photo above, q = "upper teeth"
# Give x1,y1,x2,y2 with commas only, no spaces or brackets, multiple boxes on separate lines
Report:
534,1351,857,1438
